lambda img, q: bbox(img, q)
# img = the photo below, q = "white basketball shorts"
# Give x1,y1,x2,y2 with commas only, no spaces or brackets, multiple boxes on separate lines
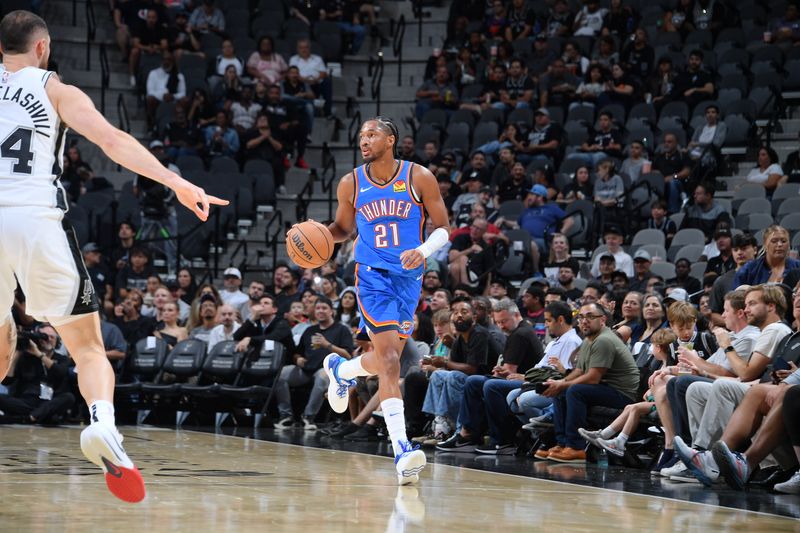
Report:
0,206,98,322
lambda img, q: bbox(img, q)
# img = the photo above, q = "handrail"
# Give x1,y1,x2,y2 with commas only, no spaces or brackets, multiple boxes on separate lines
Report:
413,0,423,47
295,169,316,222
226,239,249,274
319,144,337,221
99,43,109,115
133,208,221,275
348,109,362,167
264,210,284,273
370,51,384,115
393,15,406,87
116,93,131,171
85,0,97,71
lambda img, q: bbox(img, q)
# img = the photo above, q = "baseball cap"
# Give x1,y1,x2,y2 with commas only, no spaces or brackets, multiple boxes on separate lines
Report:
604,225,624,236
81,242,101,253
534,33,547,41
479,186,492,194
223,267,242,279
149,140,165,149
664,287,689,303
200,293,217,304
714,228,732,240
599,251,615,261
534,107,550,117
529,184,549,197
633,249,652,262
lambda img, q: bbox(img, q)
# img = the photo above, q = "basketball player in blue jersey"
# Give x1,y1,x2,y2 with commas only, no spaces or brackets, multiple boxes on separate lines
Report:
321,117,450,484
0,11,227,502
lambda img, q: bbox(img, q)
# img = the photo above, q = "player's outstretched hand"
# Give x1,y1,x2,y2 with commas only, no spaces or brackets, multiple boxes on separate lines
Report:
175,180,229,221
400,249,424,270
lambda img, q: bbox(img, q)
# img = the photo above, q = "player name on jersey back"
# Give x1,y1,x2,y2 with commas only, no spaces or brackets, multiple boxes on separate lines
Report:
0,66,68,210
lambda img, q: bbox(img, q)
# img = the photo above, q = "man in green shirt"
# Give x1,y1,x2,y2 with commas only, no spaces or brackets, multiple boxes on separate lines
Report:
538,302,640,463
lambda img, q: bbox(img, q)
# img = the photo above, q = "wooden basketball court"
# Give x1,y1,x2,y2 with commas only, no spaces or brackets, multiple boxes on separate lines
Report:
0,425,796,531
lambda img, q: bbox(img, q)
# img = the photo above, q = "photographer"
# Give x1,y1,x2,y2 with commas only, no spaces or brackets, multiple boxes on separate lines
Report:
0,327,75,424
133,142,179,272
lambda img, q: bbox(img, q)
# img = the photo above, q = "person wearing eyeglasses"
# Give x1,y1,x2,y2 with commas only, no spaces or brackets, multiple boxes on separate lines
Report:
536,302,640,463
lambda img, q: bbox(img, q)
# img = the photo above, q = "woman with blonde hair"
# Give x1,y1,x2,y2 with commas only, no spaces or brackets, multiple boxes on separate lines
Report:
733,225,800,288
154,301,188,349
542,233,580,282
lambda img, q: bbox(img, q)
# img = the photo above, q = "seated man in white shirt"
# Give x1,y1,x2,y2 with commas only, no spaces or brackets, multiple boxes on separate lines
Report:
288,39,333,119
145,50,186,129
208,304,241,351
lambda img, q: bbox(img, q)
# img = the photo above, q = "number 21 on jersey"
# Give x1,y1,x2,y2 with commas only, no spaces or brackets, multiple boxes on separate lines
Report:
374,222,399,248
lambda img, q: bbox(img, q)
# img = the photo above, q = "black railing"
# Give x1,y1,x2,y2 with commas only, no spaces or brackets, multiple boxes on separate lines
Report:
370,51,384,115
226,239,249,274
295,169,317,222
393,15,406,87
99,43,109,115
760,88,785,148
348,109,362,168
116,93,131,171
413,0,423,47
264,209,284,273
133,209,221,275
319,144,337,221
85,0,97,71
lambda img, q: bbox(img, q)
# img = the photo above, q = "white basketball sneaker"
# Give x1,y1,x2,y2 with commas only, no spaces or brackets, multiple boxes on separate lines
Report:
323,353,356,414
395,440,427,485
80,423,146,503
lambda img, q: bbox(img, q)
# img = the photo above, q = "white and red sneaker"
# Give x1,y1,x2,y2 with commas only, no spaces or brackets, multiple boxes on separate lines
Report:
80,424,146,503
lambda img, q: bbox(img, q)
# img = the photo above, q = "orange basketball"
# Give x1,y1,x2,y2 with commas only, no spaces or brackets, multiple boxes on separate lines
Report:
286,220,334,269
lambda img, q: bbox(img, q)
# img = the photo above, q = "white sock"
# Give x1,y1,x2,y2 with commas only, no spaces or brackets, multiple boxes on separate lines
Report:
337,356,371,380
616,433,629,447
381,397,408,456
599,426,616,439
89,400,115,426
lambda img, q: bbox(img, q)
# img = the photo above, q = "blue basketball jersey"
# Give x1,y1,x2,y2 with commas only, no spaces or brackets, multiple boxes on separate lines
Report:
353,160,425,275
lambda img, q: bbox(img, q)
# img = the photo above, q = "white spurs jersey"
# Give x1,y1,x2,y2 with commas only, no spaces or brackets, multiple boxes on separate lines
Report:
0,64,69,210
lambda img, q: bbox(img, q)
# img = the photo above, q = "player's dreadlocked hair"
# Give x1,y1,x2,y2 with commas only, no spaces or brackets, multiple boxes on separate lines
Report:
367,116,399,156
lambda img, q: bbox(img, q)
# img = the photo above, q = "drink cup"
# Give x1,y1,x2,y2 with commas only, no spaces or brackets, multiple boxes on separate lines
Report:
764,31,772,42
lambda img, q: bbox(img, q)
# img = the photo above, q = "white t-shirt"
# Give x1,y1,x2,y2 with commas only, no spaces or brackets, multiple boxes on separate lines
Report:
590,249,634,277
220,289,250,311
746,163,783,185
207,322,241,351
535,328,582,370
706,325,760,372
216,56,244,77
289,54,327,80
753,321,792,360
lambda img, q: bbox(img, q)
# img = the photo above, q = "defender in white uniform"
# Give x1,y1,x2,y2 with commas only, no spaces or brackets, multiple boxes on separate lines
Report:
0,11,227,503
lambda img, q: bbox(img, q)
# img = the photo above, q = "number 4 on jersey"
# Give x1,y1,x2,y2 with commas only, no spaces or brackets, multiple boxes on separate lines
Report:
374,222,399,248
1,127,34,175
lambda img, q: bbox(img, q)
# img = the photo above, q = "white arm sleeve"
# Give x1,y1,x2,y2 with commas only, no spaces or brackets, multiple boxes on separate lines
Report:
416,227,450,259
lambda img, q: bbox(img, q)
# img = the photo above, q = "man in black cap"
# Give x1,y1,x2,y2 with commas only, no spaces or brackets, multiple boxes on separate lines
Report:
704,227,735,276
595,252,616,291
520,285,547,339
590,225,633,277
521,107,562,163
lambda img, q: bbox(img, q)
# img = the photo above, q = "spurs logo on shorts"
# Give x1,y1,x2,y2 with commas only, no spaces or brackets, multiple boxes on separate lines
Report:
81,280,94,306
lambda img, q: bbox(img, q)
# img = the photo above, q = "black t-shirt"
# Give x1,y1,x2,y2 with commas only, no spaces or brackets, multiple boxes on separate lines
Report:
589,128,622,157
674,67,713,94
705,253,736,277
621,44,654,81
496,176,532,203
115,264,157,297
504,75,536,100
133,23,167,47
165,121,201,149
666,275,702,296
282,80,310,97
114,315,157,345
241,128,280,161
87,264,112,302
527,123,562,156
507,6,535,39
502,320,544,374
450,324,491,373
784,151,800,183
276,290,301,317
298,322,354,373
451,234,494,278
653,150,690,176
561,180,593,201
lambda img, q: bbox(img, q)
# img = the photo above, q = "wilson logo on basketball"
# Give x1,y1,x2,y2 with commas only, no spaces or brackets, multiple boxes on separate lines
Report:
291,233,313,260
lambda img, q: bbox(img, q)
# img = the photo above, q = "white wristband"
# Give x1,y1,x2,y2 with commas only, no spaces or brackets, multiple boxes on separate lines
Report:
416,227,449,259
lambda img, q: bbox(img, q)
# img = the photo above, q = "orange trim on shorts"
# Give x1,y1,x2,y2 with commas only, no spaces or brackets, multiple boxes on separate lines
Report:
354,263,400,328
